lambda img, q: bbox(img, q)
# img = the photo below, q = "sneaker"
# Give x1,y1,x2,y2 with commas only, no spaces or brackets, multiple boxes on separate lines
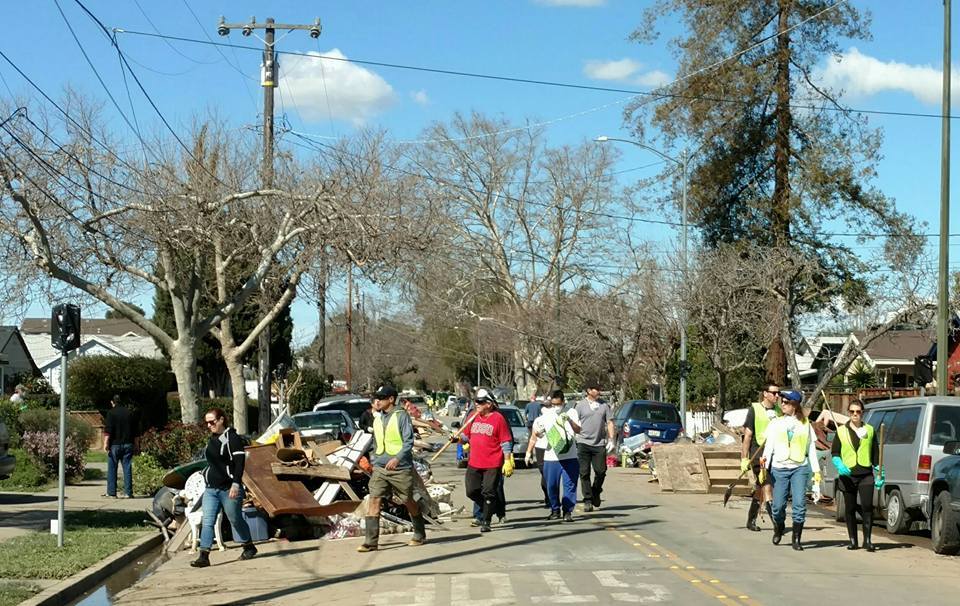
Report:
562,512,574,523
497,516,507,525
239,543,258,560
101,494,117,499
356,543,379,552
118,494,132,500
408,537,426,547
470,519,482,527
546,510,561,521
480,523,491,533
582,503,594,513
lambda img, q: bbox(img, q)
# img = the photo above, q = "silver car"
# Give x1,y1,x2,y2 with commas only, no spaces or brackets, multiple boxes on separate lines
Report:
497,405,530,467
0,420,15,480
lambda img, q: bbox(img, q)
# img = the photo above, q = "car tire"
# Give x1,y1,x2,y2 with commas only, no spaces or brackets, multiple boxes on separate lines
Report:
885,488,911,534
834,490,846,523
931,491,960,555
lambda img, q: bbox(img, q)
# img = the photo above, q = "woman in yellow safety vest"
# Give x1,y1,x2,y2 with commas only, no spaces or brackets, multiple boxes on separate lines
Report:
830,400,882,551
760,390,821,551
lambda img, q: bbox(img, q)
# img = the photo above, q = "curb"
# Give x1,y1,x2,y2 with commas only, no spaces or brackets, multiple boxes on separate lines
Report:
19,532,163,606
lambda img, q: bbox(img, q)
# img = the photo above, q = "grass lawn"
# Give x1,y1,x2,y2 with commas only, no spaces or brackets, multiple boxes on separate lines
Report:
85,450,108,464
0,510,149,583
0,581,43,606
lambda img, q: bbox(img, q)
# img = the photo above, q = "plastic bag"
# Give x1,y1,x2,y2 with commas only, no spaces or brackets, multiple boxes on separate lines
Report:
547,416,573,454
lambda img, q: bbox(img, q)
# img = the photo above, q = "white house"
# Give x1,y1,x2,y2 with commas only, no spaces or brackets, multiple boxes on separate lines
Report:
0,326,39,394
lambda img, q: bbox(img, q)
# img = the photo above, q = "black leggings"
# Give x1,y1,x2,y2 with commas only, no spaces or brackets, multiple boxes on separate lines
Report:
839,473,874,533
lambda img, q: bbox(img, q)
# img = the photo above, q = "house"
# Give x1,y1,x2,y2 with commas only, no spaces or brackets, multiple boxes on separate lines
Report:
0,326,39,394
802,329,935,389
795,336,847,387
19,318,164,393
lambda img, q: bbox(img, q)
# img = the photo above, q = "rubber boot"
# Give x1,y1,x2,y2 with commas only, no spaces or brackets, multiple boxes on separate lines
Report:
190,549,210,568
792,522,804,551
239,541,258,560
746,499,761,532
772,518,784,545
409,514,427,546
765,502,774,522
863,517,875,552
480,500,493,533
357,516,380,552
846,516,859,550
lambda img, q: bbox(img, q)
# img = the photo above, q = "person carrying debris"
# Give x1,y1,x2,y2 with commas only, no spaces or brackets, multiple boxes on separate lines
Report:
760,390,822,551
525,389,582,522
452,388,513,533
740,385,783,532
574,379,616,512
357,384,427,552
830,400,882,552
191,407,257,568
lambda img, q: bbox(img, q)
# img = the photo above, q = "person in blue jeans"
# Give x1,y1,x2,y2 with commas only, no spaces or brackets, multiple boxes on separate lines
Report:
760,390,822,551
526,390,582,522
191,407,256,568
102,395,137,498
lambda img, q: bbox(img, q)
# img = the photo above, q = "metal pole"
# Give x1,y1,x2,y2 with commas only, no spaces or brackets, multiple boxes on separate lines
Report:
57,352,67,548
346,266,353,391
476,318,481,387
938,0,952,396
680,149,689,433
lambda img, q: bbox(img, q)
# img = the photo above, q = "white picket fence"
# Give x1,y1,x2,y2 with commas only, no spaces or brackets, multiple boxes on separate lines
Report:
684,409,721,437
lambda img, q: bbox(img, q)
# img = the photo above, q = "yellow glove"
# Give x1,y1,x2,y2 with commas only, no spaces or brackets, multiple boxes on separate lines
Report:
502,454,515,477
740,458,751,472
813,472,822,484
758,468,767,484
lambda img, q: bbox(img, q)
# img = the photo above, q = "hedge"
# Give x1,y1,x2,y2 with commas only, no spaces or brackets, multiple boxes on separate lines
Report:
66,356,175,430
166,395,260,431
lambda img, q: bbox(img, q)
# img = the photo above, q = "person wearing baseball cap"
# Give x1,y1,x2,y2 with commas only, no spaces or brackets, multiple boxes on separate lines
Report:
574,379,615,512
357,384,427,552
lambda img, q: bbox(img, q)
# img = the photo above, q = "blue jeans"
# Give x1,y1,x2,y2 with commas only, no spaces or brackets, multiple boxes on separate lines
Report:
107,444,133,497
199,486,251,550
771,466,811,525
544,458,580,514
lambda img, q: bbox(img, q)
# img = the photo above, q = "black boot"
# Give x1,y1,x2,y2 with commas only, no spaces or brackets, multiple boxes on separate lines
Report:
409,514,427,546
239,541,258,560
480,500,493,533
792,522,804,551
765,502,774,523
863,519,875,552
846,517,859,550
772,519,784,545
746,499,761,532
357,516,380,552
190,549,210,568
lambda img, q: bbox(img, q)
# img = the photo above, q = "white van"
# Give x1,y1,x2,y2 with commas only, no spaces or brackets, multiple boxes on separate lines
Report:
861,396,960,533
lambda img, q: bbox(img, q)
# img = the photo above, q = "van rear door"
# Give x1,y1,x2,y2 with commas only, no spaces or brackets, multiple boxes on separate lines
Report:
883,407,923,504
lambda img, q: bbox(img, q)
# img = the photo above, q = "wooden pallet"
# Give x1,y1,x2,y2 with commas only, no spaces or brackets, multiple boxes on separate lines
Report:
701,448,752,495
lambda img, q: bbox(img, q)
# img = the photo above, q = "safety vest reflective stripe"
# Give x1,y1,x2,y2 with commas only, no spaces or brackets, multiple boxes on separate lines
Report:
374,412,403,456
770,419,810,463
752,401,779,445
837,423,874,469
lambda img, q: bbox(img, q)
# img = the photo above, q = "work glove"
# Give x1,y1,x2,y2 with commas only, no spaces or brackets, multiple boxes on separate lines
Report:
758,468,767,485
606,441,615,455
813,472,822,484
502,454,515,477
740,458,751,473
874,466,885,490
832,456,851,477
450,434,460,443
812,482,822,503
524,452,535,467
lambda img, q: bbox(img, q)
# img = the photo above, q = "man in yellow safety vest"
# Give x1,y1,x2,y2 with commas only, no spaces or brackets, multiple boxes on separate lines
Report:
357,384,427,552
740,385,782,531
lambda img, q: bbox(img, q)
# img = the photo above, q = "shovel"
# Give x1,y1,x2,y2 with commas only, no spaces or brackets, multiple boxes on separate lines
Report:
723,446,764,507
876,423,886,508
429,411,478,463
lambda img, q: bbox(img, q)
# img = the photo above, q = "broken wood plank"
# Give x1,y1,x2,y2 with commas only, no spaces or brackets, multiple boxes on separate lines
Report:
270,462,352,481
243,443,335,516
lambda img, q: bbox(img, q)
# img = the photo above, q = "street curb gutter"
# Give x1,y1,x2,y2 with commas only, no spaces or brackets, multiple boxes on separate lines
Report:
19,532,163,606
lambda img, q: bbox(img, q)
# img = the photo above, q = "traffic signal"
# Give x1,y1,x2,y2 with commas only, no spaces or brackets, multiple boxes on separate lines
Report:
51,304,81,352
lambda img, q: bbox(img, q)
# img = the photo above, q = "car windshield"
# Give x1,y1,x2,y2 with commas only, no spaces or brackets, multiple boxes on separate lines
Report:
500,408,524,427
293,413,345,430
628,405,681,424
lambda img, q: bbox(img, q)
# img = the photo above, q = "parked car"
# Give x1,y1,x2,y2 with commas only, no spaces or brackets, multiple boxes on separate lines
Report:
928,439,960,554
313,394,371,425
0,420,14,480
613,400,683,447
291,410,358,443
824,396,960,534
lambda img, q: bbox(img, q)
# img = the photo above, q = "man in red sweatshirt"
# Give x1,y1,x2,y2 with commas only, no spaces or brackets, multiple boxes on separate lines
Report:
453,388,513,533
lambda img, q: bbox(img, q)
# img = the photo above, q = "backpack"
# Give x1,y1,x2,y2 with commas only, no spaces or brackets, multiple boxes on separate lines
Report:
547,414,572,455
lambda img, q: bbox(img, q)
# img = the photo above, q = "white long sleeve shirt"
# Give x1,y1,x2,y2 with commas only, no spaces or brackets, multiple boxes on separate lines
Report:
761,416,821,473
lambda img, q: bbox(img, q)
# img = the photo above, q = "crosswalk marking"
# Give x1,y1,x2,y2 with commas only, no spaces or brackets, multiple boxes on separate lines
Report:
450,572,515,606
368,576,436,605
530,570,598,603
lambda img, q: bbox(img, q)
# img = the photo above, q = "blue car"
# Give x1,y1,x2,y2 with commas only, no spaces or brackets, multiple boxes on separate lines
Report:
613,400,683,447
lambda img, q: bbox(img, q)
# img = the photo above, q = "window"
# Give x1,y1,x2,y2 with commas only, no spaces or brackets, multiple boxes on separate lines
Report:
867,410,895,433
628,405,681,424
929,405,960,446
499,409,524,427
885,407,922,445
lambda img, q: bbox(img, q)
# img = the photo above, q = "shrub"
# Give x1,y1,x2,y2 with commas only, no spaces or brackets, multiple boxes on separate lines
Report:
166,395,259,431
67,355,175,429
139,422,208,469
0,448,49,490
287,368,327,415
0,400,22,448
18,409,96,450
20,431,86,482
131,453,166,497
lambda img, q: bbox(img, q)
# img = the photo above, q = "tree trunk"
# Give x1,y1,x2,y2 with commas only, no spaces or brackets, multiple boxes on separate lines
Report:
224,352,248,434
717,370,728,412
169,342,200,424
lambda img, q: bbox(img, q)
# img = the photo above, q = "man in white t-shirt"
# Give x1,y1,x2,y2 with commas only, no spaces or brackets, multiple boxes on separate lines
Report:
525,390,582,522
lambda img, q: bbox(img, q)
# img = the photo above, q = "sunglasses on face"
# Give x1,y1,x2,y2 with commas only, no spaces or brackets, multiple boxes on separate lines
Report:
766,391,780,396
205,419,219,426
849,410,863,415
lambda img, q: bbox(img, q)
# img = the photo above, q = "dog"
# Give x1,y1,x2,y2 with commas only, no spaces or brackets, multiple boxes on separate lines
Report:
180,471,225,553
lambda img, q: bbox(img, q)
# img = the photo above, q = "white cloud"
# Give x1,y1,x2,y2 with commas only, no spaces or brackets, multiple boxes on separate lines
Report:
583,58,672,88
280,49,396,125
410,90,430,106
817,47,943,105
535,0,606,6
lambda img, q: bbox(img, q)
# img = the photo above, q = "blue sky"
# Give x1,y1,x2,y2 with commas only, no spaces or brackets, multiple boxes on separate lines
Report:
2,0,958,344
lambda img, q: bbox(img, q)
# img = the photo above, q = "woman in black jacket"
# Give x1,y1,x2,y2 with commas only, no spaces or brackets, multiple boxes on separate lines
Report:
191,408,257,567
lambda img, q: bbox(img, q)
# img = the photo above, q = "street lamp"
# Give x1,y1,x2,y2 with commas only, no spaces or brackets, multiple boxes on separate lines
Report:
595,136,690,433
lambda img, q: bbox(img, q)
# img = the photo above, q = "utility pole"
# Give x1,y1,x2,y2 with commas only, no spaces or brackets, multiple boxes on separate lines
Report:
938,0,952,396
218,16,321,430
346,266,353,391
317,253,327,383
679,149,689,432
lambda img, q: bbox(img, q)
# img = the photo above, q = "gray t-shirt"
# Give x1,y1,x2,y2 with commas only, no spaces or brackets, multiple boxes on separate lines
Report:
371,408,414,470
574,399,612,446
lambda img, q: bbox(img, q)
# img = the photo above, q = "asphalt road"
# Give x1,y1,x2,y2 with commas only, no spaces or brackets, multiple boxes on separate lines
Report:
113,449,960,605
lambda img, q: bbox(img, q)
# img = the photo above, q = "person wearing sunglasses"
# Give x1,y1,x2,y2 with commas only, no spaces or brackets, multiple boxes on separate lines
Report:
741,385,783,532
830,400,882,551
191,408,256,568
760,390,821,551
